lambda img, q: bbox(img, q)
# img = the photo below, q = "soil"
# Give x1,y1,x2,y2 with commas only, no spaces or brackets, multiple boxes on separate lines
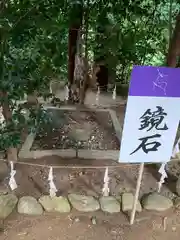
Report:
1,206,180,240
1,156,176,201
31,109,119,151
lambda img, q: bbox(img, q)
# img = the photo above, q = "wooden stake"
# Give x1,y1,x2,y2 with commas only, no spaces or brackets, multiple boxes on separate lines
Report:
130,162,144,225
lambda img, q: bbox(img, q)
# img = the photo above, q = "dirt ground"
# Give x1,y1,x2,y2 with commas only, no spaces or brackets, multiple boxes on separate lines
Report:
1,90,180,240
2,209,180,240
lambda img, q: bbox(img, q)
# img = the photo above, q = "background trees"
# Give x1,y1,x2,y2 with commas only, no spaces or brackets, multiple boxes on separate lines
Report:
0,0,180,160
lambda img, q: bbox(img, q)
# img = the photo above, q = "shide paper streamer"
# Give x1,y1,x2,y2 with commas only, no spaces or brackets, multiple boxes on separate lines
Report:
48,167,57,197
102,167,110,196
64,85,69,101
112,85,116,100
9,161,17,191
96,87,100,105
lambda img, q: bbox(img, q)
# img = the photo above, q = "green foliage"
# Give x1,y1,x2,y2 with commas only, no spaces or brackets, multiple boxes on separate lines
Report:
88,0,180,82
0,0,180,152
0,0,68,150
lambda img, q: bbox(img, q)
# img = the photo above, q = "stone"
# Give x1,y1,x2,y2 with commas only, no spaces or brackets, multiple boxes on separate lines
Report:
68,194,100,212
39,195,71,213
0,194,18,219
174,197,180,209
18,196,43,215
91,216,97,225
71,129,91,141
0,162,8,181
99,196,120,213
73,217,80,223
122,193,142,212
142,193,173,211
0,185,8,195
115,196,122,203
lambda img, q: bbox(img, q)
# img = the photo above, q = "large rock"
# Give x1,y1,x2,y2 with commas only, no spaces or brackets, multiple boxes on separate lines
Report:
39,195,71,213
99,196,120,213
122,193,142,212
142,193,173,211
0,194,18,219
18,196,43,215
68,194,100,212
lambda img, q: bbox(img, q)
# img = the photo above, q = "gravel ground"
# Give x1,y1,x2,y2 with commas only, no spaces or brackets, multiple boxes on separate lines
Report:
31,109,119,151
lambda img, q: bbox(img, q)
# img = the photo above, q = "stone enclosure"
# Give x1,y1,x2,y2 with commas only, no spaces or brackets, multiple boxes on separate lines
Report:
19,106,122,161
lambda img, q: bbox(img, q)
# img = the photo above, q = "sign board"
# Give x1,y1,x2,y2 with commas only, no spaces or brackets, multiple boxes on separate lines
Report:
119,65,180,163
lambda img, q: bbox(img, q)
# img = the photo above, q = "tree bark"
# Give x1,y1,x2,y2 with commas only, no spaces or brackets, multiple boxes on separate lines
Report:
94,4,109,91
167,13,180,67
27,91,39,105
96,64,108,91
1,92,18,161
68,28,79,85
79,0,90,104
68,2,83,101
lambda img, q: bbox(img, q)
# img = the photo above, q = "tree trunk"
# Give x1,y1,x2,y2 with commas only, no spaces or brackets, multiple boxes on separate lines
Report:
94,4,109,91
96,64,108,92
27,91,39,105
68,28,79,85
167,13,180,67
177,56,180,67
1,92,18,161
68,2,83,101
0,28,18,161
79,0,90,104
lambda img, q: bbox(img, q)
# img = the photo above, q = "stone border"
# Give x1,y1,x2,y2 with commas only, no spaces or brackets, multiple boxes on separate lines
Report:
18,106,122,161
1,192,174,220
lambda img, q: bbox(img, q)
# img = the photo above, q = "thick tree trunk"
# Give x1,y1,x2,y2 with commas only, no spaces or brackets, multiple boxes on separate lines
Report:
68,2,83,101
94,5,109,91
96,64,108,92
167,13,180,67
79,0,90,105
68,27,79,86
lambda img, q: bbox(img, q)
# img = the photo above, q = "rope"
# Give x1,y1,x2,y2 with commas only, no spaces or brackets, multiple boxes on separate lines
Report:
0,158,177,169
0,157,146,169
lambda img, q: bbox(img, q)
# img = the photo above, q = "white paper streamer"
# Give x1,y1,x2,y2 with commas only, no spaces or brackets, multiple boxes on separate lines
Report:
64,85,69,101
172,138,180,158
96,87,100,105
49,82,52,94
9,161,17,191
102,167,110,196
48,167,57,197
112,85,116,100
157,163,168,192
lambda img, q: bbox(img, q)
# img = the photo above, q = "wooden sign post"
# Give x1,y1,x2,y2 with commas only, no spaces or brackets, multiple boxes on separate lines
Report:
130,163,144,225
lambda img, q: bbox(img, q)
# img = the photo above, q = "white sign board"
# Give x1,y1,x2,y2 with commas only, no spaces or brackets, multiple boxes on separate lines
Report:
119,66,180,163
